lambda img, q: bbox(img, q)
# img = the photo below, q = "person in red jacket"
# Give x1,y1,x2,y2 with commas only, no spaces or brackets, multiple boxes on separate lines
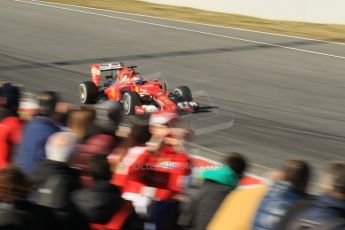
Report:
0,83,22,168
114,112,192,229
115,112,191,198
111,123,151,190
144,112,192,230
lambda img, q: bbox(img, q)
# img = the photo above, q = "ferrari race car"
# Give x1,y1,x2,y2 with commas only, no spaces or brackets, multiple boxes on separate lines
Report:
79,62,199,115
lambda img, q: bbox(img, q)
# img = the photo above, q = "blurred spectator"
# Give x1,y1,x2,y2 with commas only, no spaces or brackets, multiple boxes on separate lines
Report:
190,153,247,230
30,131,79,189
73,134,116,186
15,91,60,173
144,113,192,197
205,183,267,230
111,112,190,229
72,154,122,223
252,159,311,230
278,161,345,229
52,101,73,127
67,107,95,141
85,101,122,140
0,83,22,168
0,165,59,230
17,93,39,121
111,123,151,188
30,131,89,230
73,154,144,230
121,123,151,151
144,112,191,230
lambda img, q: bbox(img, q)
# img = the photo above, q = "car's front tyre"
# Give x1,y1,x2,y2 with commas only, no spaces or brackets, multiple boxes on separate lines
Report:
79,81,98,104
122,91,141,115
173,86,193,102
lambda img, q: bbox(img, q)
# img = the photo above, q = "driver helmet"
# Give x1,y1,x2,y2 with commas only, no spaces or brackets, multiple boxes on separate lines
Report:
133,75,143,85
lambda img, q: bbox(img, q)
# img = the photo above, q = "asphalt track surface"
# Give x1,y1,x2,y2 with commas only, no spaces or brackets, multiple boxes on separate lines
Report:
1,0,345,181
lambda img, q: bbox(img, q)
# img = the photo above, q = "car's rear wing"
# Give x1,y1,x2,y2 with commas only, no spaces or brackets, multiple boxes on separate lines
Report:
99,62,124,71
91,62,124,86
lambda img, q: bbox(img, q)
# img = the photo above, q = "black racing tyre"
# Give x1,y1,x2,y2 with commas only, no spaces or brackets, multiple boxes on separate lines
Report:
79,81,98,104
173,86,193,102
122,91,142,115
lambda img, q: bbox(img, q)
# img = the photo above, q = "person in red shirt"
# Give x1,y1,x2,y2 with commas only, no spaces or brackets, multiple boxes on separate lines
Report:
144,112,192,230
113,112,192,229
0,83,22,168
111,124,152,190
114,113,191,198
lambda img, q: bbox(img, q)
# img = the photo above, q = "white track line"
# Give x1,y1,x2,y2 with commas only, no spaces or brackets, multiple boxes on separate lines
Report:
14,0,345,60
188,142,274,171
31,0,345,46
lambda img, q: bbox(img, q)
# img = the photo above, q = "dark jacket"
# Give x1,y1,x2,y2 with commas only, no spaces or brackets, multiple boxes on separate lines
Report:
30,159,81,209
0,199,59,230
30,160,89,230
191,165,239,230
302,194,345,224
30,159,81,190
72,181,122,224
15,116,60,173
252,181,307,230
276,194,345,230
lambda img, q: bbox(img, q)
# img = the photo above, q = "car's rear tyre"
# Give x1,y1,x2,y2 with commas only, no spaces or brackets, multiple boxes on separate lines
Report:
122,91,141,115
80,81,98,104
173,86,193,102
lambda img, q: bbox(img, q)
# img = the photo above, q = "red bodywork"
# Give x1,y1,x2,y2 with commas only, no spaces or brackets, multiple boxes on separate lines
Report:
90,63,184,113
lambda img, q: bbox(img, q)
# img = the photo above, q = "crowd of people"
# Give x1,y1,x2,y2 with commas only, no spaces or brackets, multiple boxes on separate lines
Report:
0,82,344,230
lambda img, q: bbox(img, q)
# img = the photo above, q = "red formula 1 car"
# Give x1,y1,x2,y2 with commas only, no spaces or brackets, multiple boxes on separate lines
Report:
79,62,199,115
